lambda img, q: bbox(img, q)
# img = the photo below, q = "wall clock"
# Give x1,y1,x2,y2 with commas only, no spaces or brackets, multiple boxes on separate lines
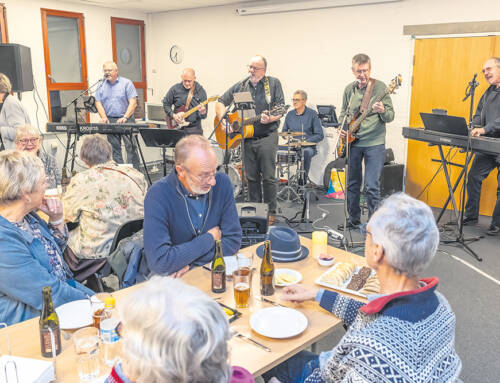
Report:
170,45,183,64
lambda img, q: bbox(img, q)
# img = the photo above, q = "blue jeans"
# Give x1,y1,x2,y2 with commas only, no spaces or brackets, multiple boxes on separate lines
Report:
465,152,500,226
261,350,319,383
347,144,385,222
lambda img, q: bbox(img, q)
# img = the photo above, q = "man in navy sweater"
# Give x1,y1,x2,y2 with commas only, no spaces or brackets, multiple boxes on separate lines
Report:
143,135,242,276
282,90,324,184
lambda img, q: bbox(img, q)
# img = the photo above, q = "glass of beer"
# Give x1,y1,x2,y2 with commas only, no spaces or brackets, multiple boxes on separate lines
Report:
233,269,251,308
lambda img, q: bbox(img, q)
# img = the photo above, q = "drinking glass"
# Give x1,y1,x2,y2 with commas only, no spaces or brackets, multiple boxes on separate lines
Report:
236,252,254,270
73,327,100,381
233,269,251,308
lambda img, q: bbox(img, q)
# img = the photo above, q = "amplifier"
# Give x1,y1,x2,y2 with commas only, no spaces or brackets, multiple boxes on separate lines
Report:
237,202,268,248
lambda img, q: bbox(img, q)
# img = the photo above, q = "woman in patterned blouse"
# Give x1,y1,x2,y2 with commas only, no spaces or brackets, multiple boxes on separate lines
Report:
0,150,92,325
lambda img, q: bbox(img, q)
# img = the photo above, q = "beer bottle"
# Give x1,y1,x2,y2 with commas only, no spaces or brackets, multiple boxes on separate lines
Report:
260,240,275,296
39,286,62,357
211,239,226,293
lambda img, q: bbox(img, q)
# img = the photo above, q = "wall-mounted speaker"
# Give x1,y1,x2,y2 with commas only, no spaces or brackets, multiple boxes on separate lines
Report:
0,44,34,92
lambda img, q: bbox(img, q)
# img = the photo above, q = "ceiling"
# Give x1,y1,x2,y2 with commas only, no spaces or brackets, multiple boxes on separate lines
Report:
59,0,272,13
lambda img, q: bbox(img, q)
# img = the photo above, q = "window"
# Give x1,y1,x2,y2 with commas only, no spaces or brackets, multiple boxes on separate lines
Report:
0,3,8,43
41,9,88,123
111,17,147,119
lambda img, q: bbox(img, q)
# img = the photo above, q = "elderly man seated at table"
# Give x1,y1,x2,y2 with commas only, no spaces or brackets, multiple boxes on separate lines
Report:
105,276,253,383
143,135,242,276
0,150,93,325
62,134,147,283
263,193,462,383
15,124,61,189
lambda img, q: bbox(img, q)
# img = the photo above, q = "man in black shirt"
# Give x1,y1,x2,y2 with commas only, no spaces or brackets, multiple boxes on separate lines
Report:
464,57,500,235
216,55,285,221
163,68,208,135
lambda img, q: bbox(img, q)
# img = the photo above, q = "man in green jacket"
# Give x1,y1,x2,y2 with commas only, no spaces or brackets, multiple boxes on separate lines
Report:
338,53,394,228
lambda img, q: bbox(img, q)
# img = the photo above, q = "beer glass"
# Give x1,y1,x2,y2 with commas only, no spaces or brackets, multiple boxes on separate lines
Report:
233,269,251,308
73,327,101,381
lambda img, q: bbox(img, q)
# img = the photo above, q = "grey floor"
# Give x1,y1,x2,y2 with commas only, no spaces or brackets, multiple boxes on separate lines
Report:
257,190,500,383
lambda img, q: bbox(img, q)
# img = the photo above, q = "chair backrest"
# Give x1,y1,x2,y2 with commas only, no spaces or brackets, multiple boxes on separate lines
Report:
110,218,144,254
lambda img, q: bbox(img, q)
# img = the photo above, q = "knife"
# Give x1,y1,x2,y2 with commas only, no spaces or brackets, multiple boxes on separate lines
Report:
234,331,271,352
256,295,284,307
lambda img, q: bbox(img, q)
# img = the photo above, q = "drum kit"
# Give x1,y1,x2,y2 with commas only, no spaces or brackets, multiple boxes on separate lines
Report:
276,131,316,202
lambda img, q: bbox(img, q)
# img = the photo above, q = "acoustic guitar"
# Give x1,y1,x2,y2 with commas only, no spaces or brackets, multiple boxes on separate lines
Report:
214,104,289,149
166,96,218,129
336,74,402,158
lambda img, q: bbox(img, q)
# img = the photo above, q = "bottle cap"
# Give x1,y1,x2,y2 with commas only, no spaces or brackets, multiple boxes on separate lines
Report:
104,296,116,308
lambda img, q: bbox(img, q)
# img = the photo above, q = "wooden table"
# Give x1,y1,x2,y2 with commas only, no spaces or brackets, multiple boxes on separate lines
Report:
0,237,368,381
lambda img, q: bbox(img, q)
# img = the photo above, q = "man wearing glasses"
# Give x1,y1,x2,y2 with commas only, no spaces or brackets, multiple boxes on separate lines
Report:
216,55,285,224
338,53,394,229
143,135,242,277
162,68,208,135
95,61,139,169
282,90,324,185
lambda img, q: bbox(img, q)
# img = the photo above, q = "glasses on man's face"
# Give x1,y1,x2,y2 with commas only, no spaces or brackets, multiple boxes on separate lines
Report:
292,98,304,102
18,137,40,145
247,65,265,71
184,166,217,182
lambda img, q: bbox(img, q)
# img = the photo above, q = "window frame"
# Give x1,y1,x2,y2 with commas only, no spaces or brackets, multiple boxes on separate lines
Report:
40,8,89,122
0,3,9,43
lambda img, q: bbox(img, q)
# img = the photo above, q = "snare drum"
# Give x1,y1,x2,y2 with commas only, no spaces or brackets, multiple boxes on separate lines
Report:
217,164,242,197
276,150,297,164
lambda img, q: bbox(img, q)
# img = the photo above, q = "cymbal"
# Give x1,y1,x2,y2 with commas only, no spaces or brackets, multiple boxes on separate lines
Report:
282,141,316,147
279,131,305,137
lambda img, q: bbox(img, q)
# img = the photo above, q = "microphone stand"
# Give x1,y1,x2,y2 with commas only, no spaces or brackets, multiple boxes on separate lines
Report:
441,73,482,261
208,100,234,175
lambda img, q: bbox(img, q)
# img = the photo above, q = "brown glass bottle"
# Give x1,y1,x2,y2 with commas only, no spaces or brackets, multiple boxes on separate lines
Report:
39,286,62,357
260,240,275,296
211,240,226,293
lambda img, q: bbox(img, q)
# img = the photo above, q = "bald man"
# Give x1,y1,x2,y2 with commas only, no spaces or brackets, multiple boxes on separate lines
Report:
162,68,208,135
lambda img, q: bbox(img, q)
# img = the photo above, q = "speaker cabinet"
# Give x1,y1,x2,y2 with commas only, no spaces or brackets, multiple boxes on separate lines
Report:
380,163,404,197
0,44,34,92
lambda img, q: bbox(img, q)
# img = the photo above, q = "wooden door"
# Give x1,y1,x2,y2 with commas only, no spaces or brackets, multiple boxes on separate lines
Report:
406,36,500,215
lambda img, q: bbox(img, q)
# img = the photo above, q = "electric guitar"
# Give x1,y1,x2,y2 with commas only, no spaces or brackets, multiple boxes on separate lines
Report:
166,96,218,129
214,104,289,150
336,74,402,158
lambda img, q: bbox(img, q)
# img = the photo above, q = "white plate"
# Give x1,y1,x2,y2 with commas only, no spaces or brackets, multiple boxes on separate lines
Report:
250,307,308,339
56,299,102,330
274,268,302,287
315,263,375,298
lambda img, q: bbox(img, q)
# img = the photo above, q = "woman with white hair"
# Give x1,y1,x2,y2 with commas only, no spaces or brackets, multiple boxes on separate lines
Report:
15,124,61,188
0,150,93,325
105,276,253,383
0,73,31,149
263,193,462,383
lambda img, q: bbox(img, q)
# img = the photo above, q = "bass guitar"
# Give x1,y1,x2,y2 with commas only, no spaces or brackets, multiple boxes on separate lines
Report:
166,96,218,129
214,104,289,149
336,74,402,158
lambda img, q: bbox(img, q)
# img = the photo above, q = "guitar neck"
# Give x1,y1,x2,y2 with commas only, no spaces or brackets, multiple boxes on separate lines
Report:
350,89,388,132
183,100,209,119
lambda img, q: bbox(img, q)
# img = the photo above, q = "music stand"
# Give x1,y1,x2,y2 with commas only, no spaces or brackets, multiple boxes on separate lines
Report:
139,128,185,177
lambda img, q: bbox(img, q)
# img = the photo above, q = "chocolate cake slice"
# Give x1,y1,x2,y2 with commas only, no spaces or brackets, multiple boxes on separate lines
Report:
346,266,372,291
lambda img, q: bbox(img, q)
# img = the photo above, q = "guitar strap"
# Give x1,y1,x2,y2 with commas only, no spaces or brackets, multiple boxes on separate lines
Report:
360,78,376,113
263,77,271,105
185,83,195,110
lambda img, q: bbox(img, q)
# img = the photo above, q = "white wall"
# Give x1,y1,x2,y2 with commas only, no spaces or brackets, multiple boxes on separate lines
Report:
147,0,500,184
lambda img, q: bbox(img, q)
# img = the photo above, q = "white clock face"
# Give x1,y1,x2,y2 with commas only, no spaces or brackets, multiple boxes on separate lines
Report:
170,45,183,64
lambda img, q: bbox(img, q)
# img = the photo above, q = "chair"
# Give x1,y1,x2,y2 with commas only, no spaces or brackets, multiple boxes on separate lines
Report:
109,218,144,254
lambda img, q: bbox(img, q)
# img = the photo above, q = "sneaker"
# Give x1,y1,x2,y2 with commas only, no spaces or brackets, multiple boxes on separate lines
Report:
338,220,361,230
486,224,500,236
462,217,478,226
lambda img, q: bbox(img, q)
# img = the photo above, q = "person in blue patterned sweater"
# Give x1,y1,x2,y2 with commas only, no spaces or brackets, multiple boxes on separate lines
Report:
263,193,462,383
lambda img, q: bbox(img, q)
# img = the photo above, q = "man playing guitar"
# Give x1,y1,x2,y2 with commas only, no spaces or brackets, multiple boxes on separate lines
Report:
163,68,208,135
338,53,394,229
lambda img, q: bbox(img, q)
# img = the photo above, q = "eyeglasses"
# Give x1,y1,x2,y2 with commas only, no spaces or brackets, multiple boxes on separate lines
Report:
247,65,265,71
17,137,40,145
292,98,304,102
183,166,217,182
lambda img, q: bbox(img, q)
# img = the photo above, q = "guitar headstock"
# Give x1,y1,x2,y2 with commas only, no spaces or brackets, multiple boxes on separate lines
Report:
387,74,402,94
270,104,290,116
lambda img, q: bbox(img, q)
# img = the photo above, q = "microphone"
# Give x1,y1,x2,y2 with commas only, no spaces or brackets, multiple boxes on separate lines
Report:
102,74,109,81
463,73,479,102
